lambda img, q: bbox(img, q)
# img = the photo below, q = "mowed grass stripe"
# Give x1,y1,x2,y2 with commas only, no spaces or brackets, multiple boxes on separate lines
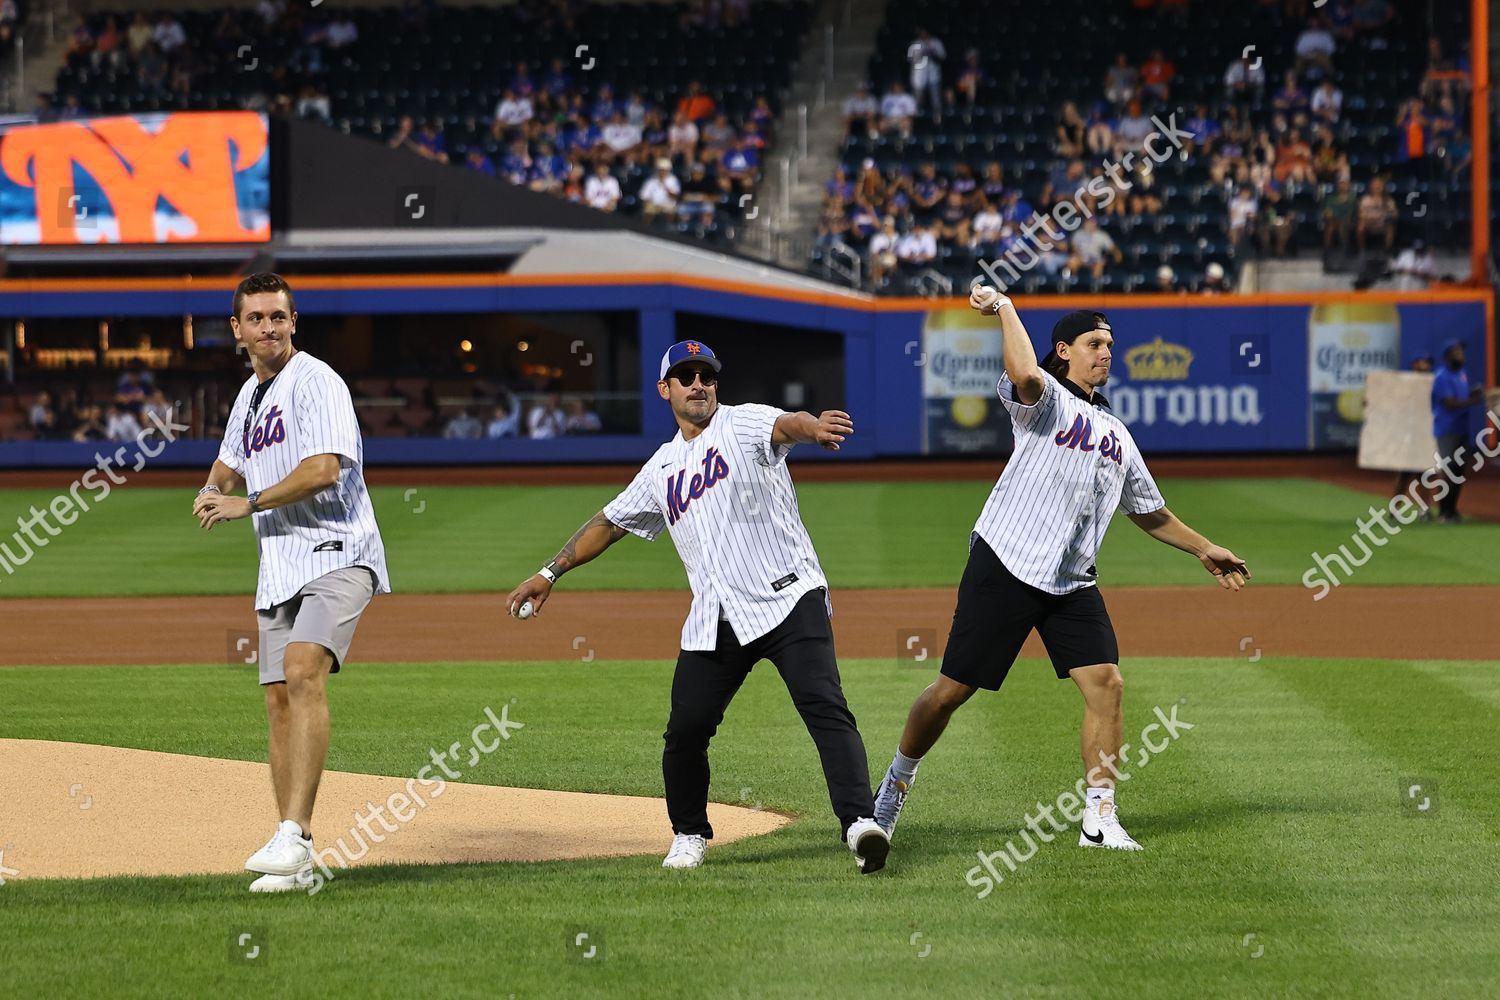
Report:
0,479,1499,597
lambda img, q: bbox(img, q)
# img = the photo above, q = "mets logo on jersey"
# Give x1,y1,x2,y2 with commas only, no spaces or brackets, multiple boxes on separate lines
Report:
1054,414,1123,466
666,446,731,525
245,405,287,456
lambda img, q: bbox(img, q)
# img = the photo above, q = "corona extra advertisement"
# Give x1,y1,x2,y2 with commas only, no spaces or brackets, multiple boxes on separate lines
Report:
0,111,270,244
919,306,1011,454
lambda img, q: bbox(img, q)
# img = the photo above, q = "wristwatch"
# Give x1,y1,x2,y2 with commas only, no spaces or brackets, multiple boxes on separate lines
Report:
247,490,263,513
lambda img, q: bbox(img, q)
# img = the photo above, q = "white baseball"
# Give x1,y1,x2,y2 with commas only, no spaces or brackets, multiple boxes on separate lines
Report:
516,600,535,620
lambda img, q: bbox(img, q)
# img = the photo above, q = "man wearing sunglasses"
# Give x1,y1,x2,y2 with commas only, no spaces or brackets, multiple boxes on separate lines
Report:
505,340,891,875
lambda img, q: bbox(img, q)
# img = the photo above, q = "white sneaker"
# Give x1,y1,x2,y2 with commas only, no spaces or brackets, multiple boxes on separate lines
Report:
1078,797,1143,851
873,770,911,838
662,833,707,869
249,864,315,893
245,819,314,875
845,817,891,874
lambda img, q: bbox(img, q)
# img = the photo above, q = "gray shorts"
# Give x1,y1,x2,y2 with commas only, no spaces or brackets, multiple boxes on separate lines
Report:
257,567,376,685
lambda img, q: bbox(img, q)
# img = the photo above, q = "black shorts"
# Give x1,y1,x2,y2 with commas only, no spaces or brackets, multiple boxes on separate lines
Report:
940,536,1119,690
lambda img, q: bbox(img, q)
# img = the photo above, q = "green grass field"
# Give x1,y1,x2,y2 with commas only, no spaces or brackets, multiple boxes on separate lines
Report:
2,475,1497,998
0,477,1497,597
2,656,1498,997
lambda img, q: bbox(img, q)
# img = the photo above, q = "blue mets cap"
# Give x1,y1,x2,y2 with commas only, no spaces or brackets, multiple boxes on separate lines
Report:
659,340,722,381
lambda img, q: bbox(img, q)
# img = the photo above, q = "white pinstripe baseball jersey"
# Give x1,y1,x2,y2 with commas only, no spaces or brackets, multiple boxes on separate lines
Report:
217,351,391,610
975,369,1165,594
602,403,830,651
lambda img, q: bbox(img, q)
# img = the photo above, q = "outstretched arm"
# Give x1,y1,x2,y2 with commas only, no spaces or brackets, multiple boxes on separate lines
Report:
506,511,630,617
1127,506,1250,591
772,410,854,451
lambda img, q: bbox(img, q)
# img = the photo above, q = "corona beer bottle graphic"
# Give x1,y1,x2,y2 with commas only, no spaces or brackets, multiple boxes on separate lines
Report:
1307,301,1401,449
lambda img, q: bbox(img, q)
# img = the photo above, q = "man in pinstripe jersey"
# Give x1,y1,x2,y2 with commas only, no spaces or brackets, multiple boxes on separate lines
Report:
506,340,891,874
194,273,391,892
873,287,1249,853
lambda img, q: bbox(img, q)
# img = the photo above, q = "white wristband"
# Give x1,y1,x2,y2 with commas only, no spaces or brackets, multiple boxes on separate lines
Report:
537,566,557,584
197,485,221,497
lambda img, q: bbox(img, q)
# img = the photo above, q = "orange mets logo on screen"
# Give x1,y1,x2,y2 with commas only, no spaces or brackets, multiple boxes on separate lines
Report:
0,112,270,244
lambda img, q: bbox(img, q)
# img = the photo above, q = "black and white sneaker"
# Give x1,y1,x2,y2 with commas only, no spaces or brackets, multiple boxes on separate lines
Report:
1078,797,1143,851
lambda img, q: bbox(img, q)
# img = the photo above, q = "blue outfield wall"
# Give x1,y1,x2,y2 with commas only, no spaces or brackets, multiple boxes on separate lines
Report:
0,279,1490,466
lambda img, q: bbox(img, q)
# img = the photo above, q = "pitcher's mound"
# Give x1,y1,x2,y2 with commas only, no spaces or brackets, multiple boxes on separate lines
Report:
0,739,791,880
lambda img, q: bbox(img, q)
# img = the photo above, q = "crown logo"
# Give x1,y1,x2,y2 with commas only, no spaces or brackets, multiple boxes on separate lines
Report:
1123,337,1194,381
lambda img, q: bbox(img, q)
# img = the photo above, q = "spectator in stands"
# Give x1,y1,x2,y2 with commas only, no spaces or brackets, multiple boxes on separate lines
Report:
115,372,146,411
1274,128,1315,186
510,61,536,98
1183,103,1222,154
561,163,587,204
527,142,567,193
137,43,168,94
826,166,854,204
1067,218,1121,279
1229,186,1259,251
326,13,359,48
1443,128,1473,185
979,161,1006,204
122,12,153,59
879,82,917,137
585,162,622,212
143,389,173,431
935,192,970,247
1255,177,1298,257
679,162,720,222
387,116,418,155
1322,176,1358,256
29,392,56,439
602,111,643,159
1104,52,1138,106
152,13,187,59
495,88,534,127
676,80,715,123
564,398,603,434
1272,71,1309,114
499,139,532,184
1140,49,1175,101
721,139,758,194
1391,240,1436,290
906,28,946,117
1154,265,1180,293
443,408,483,439
105,404,142,443
466,148,497,177
969,200,1004,253
895,223,937,269
639,159,681,222
1352,0,1395,35
868,216,900,286
1395,98,1430,176
700,112,736,164
953,48,985,108
528,393,567,439
668,110,700,159
910,162,946,218
296,85,332,124
1356,177,1397,253
1294,16,1336,76
92,15,126,71
1115,100,1154,156
65,16,94,63
1055,101,1087,158
624,90,651,127
1085,103,1115,156
1224,54,1266,102
486,401,520,439
1311,79,1343,123
844,81,879,137
72,405,106,443
1201,262,1229,294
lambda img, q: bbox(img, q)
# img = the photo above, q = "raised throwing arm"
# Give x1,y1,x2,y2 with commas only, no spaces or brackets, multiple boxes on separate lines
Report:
970,285,1044,405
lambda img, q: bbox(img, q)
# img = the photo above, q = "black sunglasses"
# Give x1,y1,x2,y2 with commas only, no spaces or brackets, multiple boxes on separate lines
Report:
669,368,718,387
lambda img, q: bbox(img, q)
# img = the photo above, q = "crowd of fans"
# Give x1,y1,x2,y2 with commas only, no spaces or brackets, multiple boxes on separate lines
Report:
822,1,1472,292
22,370,176,443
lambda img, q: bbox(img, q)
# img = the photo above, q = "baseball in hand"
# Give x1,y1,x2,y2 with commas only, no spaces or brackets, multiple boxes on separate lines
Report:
969,282,1007,315
516,600,535,620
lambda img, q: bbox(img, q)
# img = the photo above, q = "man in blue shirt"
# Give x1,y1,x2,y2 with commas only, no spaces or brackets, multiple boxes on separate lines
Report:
1431,340,1487,523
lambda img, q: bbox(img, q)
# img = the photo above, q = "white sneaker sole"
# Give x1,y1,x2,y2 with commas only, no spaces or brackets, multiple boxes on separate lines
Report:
1078,834,1143,851
661,856,703,869
851,828,890,874
249,868,314,893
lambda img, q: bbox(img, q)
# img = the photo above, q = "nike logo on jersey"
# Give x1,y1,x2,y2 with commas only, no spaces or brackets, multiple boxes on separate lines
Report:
245,405,287,456
1054,415,1122,466
666,447,731,525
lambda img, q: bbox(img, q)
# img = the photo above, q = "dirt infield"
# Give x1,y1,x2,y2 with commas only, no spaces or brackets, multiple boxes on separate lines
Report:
2,585,1495,667
0,739,787,881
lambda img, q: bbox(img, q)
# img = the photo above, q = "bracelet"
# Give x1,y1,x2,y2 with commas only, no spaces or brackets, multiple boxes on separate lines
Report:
197,485,221,497
537,566,557,584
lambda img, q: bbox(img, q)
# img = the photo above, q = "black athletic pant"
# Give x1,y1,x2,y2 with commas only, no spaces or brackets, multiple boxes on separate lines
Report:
662,588,875,840
1437,433,1467,518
